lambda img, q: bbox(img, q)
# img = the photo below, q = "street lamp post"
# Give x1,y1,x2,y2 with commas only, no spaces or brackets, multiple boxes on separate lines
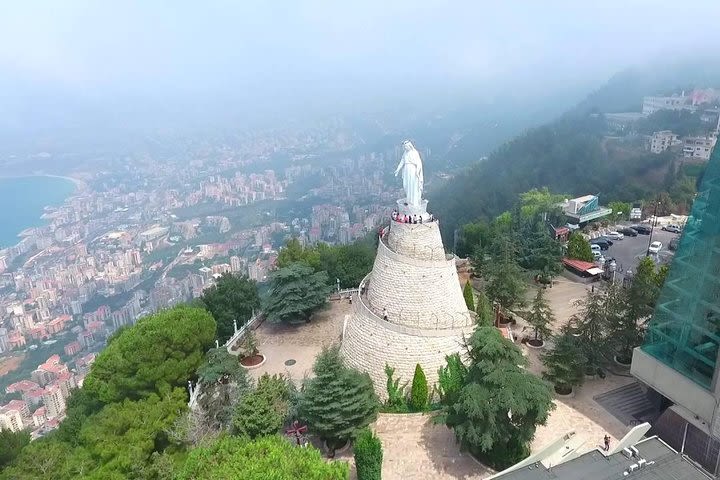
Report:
336,278,340,294
646,199,660,257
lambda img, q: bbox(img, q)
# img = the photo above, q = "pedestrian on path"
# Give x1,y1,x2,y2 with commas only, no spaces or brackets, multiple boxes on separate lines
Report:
603,434,611,451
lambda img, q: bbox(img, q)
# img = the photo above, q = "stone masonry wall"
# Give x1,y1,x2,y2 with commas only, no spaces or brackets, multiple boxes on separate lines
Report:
340,298,474,399
387,220,446,261
367,239,471,329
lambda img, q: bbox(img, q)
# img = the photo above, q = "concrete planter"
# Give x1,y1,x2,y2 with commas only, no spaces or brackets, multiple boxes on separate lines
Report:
554,386,575,398
324,439,350,457
613,355,632,369
526,339,545,349
240,354,266,370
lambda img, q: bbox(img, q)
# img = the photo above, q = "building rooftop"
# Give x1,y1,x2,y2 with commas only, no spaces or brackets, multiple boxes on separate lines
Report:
493,437,709,480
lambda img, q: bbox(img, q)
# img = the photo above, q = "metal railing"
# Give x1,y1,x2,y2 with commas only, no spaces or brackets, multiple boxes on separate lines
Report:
225,310,263,354
355,278,475,330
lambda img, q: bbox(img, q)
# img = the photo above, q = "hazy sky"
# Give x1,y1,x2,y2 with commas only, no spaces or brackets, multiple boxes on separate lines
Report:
2,1,720,127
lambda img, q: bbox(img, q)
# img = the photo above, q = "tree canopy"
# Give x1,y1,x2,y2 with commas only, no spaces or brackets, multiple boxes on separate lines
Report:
542,329,586,393
177,435,349,480
527,288,554,342
84,305,216,404
263,262,332,323
0,429,30,469
438,326,554,469
567,232,593,262
298,347,379,444
200,273,260,342
233,374,292,439
276,237,375,289
483,237,527,311
1,389,188,480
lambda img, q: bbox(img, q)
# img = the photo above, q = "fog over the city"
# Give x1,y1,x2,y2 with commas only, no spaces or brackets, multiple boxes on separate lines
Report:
2,0,720,132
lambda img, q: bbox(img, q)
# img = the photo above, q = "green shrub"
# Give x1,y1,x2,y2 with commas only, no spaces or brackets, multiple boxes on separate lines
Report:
354,428,383,480
436,354,467,407
409,364,428,412
463,281,475,311
382,364,408,413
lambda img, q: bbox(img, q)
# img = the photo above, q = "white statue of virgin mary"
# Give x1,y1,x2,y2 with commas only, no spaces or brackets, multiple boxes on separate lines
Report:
394,140,424,206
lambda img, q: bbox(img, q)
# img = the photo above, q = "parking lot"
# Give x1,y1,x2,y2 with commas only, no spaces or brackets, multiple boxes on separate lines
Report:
597,227,678,277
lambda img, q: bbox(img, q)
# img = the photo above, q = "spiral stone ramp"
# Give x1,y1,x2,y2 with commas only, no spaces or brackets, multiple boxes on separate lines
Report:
340,202,475,398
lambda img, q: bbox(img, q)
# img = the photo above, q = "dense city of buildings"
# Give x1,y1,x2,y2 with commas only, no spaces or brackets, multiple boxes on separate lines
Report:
0,121,407,435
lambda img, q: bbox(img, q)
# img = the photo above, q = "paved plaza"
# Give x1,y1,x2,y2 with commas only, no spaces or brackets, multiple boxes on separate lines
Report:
249,298,350,383
249,281,636,479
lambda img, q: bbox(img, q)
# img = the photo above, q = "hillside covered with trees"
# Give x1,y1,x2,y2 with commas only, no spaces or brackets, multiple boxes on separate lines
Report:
430,60,720,244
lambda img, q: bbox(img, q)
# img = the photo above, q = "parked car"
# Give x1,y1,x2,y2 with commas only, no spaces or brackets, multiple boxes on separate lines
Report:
606,231,624,240
662,224,682,233
669,237,679,251
619,227,638,237
590,238,612,250
648,241,663,254
632,225,652,235
591,244,601,253
592,250,602,260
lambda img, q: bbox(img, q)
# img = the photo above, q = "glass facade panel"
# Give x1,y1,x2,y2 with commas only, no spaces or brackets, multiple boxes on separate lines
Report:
642,145,720,389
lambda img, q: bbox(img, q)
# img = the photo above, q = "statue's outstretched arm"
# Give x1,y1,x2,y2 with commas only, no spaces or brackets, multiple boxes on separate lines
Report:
394,159,403,176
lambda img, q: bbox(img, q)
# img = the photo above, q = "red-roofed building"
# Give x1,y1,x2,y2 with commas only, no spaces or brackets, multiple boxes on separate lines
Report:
28,324,50,341
75,352,96,373
31,355,69,386
64,340,82,356
562,258,604,279
4,400,30,418
0,400,28,432
47,315,70,335
6,380,40,394
32,407,46,427
42,384,66,419
55,373,77,399
7,330,26,349
23,388,46,407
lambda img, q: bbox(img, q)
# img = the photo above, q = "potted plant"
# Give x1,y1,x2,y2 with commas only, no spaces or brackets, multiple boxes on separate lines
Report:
239,331,265,369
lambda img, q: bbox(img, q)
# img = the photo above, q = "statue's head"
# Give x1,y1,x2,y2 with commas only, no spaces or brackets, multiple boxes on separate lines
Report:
402,140,414,152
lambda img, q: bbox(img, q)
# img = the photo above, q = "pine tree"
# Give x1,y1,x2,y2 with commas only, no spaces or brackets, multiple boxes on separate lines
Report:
439,326,554,469
527,288,554,344
463,281,475,311
475,288,494,326
542,329,586,394
571,290,609,373
232,374,291,439
263,262,333,323
299,347,379,446
484,237,527,312
567,232,593,262
409,364,429,412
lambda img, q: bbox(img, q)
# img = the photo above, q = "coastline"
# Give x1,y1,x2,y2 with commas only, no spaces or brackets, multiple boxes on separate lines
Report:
0,175,84,250
0,174,87,191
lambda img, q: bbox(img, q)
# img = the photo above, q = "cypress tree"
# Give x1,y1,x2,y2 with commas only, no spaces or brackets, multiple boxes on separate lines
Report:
354,428,383,480
463,281,475,311
409,364,429,412
299,347,379,446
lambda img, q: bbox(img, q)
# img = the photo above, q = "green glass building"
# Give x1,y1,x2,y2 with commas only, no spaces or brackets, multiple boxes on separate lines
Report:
642,146,720,389
632,142,720,443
